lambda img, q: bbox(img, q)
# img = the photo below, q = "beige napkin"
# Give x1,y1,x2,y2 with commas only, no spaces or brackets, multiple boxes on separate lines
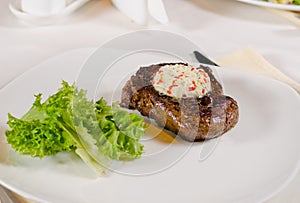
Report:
268,8,300,27
216,47,300,95
4,46,300,203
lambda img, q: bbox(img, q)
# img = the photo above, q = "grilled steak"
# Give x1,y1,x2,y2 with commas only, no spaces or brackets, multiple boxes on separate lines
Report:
120,63,239,141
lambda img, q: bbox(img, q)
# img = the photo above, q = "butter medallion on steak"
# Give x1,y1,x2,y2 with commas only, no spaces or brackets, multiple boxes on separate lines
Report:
120,63,239,142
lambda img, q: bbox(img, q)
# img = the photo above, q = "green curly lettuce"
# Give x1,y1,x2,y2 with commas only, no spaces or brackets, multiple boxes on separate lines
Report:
6,82,77,157
5,81,146,175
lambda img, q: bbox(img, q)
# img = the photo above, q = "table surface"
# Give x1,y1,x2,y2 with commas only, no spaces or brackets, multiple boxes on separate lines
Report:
0,0,299,202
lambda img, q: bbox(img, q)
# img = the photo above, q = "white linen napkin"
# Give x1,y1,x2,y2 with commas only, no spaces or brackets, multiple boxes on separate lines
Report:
111,0,169,24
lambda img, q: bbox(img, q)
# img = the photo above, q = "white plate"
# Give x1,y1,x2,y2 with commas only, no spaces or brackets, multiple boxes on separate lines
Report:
0,35,300,202
237,0,300,11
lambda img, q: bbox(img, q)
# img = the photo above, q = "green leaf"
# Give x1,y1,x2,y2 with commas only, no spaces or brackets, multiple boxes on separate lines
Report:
5,81,146,175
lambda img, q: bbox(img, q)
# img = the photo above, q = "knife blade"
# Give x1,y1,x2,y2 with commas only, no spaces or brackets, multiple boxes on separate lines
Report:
193,51,219,67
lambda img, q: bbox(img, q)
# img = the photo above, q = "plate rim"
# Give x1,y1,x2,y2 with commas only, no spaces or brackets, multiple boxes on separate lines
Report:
237,0,300,11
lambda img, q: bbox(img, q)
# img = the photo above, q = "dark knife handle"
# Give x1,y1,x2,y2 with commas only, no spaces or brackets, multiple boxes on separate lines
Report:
193,51,219,67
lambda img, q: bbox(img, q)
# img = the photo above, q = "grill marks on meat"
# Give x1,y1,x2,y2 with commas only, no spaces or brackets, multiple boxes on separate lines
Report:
120,63,239,141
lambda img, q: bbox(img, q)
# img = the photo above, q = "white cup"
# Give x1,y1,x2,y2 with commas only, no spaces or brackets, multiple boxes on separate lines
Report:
21,0,67,16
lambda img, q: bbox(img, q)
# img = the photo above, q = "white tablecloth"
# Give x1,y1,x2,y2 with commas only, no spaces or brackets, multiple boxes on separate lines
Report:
0,0,299,202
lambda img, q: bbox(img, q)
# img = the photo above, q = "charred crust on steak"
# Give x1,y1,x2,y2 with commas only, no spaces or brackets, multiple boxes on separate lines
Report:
120,63,239,142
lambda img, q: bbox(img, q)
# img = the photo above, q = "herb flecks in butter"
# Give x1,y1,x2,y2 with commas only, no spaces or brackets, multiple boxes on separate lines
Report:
152,64,211,98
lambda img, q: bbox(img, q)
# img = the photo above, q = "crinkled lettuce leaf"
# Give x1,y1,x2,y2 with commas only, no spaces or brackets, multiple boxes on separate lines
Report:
5,81,146,175
6,82,77,158
73,97,145,164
